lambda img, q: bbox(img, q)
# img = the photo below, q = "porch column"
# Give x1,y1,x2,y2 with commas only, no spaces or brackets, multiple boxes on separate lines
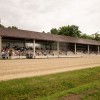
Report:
98,45,99,54
57,42,59,57
24,39,26,47
0,36,2,58
88,45,90,54
33,40,36,58
75,43,77,54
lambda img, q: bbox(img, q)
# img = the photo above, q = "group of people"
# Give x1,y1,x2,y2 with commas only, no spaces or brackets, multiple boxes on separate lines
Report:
1,46,30,59
1,49,12,59
1,46,97,59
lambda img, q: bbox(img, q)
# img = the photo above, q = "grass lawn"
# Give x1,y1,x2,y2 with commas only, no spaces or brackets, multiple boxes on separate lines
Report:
0,66,100,100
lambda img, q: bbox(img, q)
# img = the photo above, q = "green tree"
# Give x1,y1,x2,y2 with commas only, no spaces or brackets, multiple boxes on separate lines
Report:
81,33,88,39
93,32,100,41
50,28,59,35
0,24,18,29
8,26,18,29
11,26,18,29
81,33,94,39
0,24,5,28
50,25,81,37
8,26,12,29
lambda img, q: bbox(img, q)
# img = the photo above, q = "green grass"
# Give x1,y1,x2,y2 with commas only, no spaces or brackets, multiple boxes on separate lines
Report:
39,80,100,100
0,66,100,100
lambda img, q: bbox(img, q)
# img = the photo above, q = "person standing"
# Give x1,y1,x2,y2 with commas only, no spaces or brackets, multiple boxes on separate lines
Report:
9,50,12,59
2,50,6,59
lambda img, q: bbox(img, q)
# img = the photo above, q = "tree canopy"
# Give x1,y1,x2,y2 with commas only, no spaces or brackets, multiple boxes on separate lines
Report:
50,25,81,37
50,25,100,41
8,26,18,29
0,24,5,28
0,24,18,29
93,32,100,41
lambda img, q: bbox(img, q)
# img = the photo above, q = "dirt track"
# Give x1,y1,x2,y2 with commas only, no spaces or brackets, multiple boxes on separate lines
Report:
0,56,100,81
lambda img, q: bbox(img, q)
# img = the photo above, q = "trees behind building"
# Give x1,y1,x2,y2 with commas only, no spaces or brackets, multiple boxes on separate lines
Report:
50,25,100,41
0,24,18,29
51,25,81,37
0,24,99,41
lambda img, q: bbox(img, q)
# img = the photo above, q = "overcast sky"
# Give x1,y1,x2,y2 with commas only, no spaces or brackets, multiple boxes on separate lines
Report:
0,0,100,34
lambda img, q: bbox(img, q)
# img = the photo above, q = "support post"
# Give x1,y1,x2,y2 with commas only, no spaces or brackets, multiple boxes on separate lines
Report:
88,45,90,54
75,43,77,54
0,36,2,58
33,40,36,58
24,39,26,47
57,42,59,57
98,45,99,54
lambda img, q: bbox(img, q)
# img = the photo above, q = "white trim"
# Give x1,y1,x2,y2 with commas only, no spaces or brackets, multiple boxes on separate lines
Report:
98,45,99,54
33,40,36,58
57,42,59,57
75,43,77,54
88,45,90,54
0,36,2,57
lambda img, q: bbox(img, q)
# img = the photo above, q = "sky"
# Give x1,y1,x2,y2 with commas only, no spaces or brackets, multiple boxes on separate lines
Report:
0,0,100,34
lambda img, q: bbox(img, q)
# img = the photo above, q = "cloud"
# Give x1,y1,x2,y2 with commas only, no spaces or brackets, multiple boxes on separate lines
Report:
0,0,100,34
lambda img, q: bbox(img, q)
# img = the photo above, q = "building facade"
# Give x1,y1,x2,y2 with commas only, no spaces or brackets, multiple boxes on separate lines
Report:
0,28,100,59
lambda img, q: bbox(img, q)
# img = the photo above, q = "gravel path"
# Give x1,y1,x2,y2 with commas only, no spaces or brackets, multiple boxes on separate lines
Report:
0,56,100,81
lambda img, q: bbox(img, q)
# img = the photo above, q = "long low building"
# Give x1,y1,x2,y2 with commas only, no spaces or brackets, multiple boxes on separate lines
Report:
0,28,100,59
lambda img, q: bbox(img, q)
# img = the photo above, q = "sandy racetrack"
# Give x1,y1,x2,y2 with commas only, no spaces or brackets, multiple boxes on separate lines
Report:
0,56,100,81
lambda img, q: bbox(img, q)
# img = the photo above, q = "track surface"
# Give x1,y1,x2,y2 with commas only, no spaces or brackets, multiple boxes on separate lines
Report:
0,56,100,81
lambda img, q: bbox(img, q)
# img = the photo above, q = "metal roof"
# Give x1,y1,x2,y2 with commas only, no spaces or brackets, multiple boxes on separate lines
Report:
0,28,100,45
